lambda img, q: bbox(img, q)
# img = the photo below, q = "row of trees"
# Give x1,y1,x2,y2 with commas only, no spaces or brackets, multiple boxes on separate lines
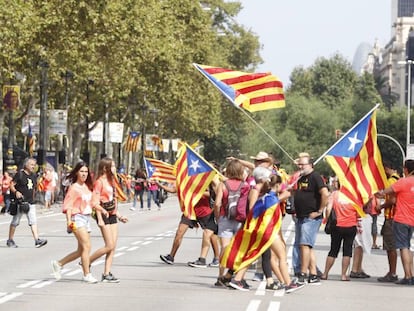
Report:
1,1,407,175
0,0,262,169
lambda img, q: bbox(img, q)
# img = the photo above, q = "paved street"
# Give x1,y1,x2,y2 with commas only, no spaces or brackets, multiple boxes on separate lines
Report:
0,195,413,311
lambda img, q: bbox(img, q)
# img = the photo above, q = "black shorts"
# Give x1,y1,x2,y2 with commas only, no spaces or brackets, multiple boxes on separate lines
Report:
96,214,118,225
180,214,198,229
197,213,218,234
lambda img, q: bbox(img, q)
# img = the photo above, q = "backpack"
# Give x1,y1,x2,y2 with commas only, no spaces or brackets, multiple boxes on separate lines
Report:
224,180,249,222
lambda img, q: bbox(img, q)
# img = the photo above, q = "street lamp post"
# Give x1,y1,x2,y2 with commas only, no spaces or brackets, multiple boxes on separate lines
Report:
140,104,148,168
38,61,49,167
60,70,73,165
407,60,412,156
83,79,94,165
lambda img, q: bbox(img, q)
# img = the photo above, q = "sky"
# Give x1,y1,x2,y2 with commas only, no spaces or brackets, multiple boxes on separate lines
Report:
236,0,391,88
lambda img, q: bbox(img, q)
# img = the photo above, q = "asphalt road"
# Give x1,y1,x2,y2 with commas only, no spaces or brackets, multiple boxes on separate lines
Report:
0,194,413,311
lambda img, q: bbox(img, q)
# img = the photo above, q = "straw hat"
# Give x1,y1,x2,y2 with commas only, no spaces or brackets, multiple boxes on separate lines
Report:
250,151,272,162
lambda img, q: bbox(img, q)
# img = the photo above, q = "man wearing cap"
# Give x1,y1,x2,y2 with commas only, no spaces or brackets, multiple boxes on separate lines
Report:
293,152,329,284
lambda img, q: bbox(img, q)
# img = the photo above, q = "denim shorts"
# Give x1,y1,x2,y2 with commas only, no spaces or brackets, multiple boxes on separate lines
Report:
72,214,92,232
45,191,52,202
217,216,242,238
393,221,414,250
295,216,322,247
10,204,36,226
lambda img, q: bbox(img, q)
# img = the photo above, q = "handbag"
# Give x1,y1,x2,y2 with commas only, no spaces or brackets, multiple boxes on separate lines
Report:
9,199,18,216
324,208,337,234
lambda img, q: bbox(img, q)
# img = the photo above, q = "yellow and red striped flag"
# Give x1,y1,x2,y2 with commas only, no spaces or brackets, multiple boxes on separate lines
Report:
124,131,140,152
174,143,216,220
324,106,387,215
221,194,283,272
114,174,128,202
144,158,175,183
193,63,285,112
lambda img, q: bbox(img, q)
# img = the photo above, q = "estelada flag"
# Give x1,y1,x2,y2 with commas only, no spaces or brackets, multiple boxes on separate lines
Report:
193,63,285,112
144,158,175,184
174,143,216,220
220,193,283,272
324,106,387,216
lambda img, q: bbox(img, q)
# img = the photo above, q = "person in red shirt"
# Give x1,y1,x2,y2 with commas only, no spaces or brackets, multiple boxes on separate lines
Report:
321,189,358,281
376,159,414,285
1,171,13,213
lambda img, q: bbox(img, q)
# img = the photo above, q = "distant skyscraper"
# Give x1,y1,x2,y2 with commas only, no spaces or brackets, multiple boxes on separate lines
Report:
392,0,414,22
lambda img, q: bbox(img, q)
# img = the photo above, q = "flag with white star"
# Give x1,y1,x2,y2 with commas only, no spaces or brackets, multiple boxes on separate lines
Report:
144,158,175,183
325,109,387,210
174,143,216,220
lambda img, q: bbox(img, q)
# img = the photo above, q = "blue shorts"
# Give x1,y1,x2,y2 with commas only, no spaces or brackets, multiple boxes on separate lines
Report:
393,221,414,250
295,217,322,248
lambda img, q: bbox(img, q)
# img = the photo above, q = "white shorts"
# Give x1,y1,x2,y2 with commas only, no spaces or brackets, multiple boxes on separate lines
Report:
217,216,242,238
72,214,92,233
10,204,37,227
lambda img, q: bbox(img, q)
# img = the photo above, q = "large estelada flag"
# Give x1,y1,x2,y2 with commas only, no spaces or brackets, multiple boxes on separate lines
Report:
221,193,283,272
124,131,140,152
144,158,175,183
193,63,285,112
174,143,216,220
324,106,387,214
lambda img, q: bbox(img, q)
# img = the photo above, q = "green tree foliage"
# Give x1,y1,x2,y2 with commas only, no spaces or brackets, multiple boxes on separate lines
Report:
0,0,262,165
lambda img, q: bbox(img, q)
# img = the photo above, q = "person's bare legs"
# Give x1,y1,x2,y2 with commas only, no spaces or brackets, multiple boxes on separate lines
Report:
170,223,189,258
321,256,335,280
341,256,351,281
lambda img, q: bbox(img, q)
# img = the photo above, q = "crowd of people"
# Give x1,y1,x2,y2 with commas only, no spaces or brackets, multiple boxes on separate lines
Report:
1,151,413,291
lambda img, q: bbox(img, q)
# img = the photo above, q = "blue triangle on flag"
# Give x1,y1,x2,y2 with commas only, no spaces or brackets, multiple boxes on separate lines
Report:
186,148,213,176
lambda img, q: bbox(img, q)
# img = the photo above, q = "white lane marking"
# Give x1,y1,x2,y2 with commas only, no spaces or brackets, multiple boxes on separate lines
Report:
66,269,81,276
127,246,140,251
0,292,23,304
142,241,152,245
246,299,261,311
145,237,154,240
17,280,44,288
117,246,129,251
267,301,280,311
114,252,125,258
154,237,163,241
32,280,55,288
131,241,143,245
273,289,285,297
255,281,266,296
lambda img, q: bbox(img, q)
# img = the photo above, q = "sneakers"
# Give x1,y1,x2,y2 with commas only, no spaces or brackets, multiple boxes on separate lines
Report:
297,272,307,284
214,276,231,288
188,257,207,268
252,272,264,282
6,239,18,248
160,254,174,265
378,273,398,282
229,279,249,291
285,281,305,293
102,272,120,283
83,273,98,284
209,257,220,267
51,260,62,280
266,281,285,290
241,279,251,289
308,274,321,285
350,271,370,279
35,238,48,248
129,207,136,211
395,277,414,285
